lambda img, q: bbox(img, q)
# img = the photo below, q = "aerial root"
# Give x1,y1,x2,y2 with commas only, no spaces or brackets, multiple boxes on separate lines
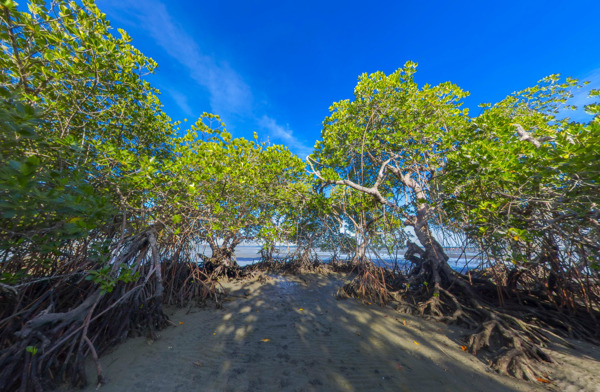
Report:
398,271,557,381
419,290,444,319
466,318,553,381
407,285,479,329
286,248,325,273
336,264,393,306
437,287,478,327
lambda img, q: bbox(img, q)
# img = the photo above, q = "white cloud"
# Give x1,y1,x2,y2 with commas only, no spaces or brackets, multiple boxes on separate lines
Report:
167,89,193,117
259,115,313,158
99,0,251,117
99,0,311,156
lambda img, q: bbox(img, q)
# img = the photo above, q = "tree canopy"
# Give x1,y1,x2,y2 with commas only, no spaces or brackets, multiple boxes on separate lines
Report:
1,1,599,390
309,62,470,280
0,2,308,389
308,62,599,379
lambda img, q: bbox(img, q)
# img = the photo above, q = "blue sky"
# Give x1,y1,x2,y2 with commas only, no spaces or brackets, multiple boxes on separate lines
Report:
98,0,600,158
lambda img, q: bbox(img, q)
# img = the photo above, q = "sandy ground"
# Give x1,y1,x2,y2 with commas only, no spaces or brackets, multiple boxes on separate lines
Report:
73,272,600,392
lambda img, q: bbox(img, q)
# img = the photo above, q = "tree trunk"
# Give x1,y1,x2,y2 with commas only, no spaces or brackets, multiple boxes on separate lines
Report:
408,203,455,282
203,236,240,277
356,240,368,263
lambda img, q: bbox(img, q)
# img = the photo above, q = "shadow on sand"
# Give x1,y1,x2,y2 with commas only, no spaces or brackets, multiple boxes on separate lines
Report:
75,273,557,392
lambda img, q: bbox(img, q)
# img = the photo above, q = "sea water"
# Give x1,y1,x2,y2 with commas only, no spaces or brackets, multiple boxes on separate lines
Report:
229,245,483,273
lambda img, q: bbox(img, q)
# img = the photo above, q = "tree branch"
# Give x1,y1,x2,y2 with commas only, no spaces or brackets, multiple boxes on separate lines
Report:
512,124,553,148
307,156,412,222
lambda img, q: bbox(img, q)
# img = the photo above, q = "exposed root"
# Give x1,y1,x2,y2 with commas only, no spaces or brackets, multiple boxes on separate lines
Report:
201,257,242,281
255,247,327,274
287,247,325,273
412,283,560,381
163,261,222,307
336,262,394,306
394,242,597,382
0,228,226,391
466,317,553,380
329,256,360,273
417,286,480,328
286,259,325,274
400,281,559,381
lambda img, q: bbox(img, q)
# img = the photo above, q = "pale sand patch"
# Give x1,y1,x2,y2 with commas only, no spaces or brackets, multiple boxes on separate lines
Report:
74,272,600,392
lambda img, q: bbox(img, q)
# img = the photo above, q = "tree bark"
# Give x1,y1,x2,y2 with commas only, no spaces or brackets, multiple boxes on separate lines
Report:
203,235,241,277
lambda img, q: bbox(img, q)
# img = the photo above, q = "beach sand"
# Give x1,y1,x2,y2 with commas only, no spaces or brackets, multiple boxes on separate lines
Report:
75,272,600,392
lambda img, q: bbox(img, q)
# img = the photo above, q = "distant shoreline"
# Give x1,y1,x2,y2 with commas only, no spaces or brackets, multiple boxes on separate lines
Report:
202,244,483,270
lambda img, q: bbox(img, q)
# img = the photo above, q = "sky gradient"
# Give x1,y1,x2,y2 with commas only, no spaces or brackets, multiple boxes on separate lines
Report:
98,0,600,158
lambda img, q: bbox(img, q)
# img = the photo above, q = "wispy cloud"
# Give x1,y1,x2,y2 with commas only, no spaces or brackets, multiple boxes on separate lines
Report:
259,115,313,158
100,0,311,157
167,89,194,117
100,0,251,117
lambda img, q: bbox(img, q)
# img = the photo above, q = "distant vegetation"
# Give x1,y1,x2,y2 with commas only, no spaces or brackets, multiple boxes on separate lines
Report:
1,1,598,390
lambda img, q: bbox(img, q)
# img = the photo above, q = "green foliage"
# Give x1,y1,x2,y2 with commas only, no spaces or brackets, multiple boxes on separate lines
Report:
157,115,309,260
0,0,310,278
0,3,312,390
0,0,174,280
0,89,113,254
310,62,470,256
314,62,468,181
25,345,38,356
85,265,140,294
311,61,599,305
2,0,596,316
1,0,173,152
441,75,600,269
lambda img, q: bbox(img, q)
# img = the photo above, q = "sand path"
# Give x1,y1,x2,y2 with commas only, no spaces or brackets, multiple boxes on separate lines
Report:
78,272,600,392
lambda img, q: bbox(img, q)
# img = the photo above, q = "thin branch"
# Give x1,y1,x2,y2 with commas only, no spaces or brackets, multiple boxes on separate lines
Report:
307,156,411,221
512,123,553,148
